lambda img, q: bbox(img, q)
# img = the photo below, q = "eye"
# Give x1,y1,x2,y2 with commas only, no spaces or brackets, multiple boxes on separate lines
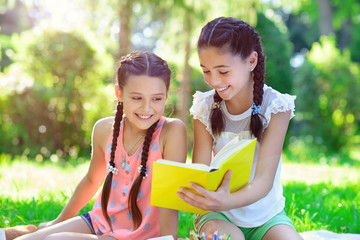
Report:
132,97,142,101
219,71,229,75
153,97,163,101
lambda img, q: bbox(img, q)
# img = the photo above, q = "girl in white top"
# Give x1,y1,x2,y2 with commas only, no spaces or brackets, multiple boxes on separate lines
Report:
177,17,303,240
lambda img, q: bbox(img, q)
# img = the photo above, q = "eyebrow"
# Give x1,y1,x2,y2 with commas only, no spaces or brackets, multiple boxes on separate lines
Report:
200,64,230,69
129,92,166,95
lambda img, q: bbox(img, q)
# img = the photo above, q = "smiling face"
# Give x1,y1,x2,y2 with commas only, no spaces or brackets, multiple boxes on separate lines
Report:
116,75,168,131
198,47,257,102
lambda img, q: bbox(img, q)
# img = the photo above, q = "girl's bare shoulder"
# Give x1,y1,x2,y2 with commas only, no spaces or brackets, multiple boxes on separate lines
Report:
160,117,187,162
161,117,186,145
92,117,114,148
163,117,186,134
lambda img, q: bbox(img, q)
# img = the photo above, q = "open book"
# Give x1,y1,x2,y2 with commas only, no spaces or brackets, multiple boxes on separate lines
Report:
150,137,256,214
147,236,174,240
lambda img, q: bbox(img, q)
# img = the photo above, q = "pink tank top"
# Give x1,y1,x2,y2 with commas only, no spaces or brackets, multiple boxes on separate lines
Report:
88,116,165,239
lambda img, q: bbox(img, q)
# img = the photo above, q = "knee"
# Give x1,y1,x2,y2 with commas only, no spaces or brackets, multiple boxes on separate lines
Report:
44,233,65,240
201,219,222,233
200,219,226,235
201,220,244,240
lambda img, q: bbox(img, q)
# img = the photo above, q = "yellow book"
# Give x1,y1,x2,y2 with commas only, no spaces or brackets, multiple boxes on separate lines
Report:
151,137,256,214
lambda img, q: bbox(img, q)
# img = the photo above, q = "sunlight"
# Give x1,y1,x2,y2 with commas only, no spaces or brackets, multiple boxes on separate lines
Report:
0,64,33,94
23,0,87,31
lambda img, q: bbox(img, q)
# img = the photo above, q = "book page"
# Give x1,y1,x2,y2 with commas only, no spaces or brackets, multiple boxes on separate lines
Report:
156,159,213,172
211,136,251,168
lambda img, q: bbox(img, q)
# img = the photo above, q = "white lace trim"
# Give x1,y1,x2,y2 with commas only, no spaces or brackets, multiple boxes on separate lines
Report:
262,86,296,129
190,90,215,135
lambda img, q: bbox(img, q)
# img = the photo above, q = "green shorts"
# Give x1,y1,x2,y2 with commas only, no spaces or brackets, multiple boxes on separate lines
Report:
193,210,295,240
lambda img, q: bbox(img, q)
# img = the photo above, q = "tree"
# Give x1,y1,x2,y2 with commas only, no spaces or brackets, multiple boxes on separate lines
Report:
117,0,134,58
317,0,334,36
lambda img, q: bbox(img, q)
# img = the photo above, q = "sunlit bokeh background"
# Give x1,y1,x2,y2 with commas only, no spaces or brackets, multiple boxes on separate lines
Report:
1,0,360,236
0,0,359,170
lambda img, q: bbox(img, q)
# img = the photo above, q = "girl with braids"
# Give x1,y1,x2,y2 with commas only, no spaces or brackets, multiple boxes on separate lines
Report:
177,17,303,240
17,51,187,240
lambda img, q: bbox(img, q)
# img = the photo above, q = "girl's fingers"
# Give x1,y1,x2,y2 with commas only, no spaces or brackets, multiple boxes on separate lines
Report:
177,188,207,208
178,187,205,201
177,173,232,211
189,182,210,196
218,170,232,191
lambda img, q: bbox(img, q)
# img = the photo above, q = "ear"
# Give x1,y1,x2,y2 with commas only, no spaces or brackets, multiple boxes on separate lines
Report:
248,51,258,71
115,84,123,102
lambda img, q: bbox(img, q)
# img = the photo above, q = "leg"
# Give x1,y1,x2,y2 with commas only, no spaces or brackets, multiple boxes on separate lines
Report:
262,224,304,240
44,232,114,240
200,219,245,240
15,216,94,240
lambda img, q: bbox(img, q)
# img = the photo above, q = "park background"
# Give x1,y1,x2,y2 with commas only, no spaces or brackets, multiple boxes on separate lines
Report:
0,0,359,237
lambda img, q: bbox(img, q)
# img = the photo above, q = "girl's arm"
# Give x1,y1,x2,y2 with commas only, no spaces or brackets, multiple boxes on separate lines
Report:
39,118,111,227
179,111,291,211
159,118,187,238
192,119,213,165
226,110,291,209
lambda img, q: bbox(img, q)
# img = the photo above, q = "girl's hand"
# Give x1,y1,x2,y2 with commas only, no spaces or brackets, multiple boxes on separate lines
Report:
37,220,57,230
177,170,233,212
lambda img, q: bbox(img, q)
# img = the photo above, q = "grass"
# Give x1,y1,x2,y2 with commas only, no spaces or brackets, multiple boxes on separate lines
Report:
284,182,360,233
1,157,359,237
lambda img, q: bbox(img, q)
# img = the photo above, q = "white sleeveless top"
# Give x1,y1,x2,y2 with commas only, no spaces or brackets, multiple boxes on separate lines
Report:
190,84,296,228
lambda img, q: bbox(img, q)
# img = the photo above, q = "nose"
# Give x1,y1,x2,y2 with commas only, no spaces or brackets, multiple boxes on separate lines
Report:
141,99,151,112
206,75,221,87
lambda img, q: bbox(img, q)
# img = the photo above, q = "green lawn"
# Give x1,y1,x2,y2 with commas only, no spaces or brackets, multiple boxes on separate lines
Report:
1,158,359,237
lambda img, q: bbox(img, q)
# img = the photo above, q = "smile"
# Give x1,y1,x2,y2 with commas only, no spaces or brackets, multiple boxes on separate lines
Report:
217,85,230,92
136,114,152,120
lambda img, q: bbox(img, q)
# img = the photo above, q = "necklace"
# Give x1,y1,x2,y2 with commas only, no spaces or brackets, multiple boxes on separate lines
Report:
120,133,145,169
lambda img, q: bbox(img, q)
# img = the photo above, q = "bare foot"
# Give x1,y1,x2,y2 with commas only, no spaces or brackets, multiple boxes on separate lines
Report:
4,225,37,240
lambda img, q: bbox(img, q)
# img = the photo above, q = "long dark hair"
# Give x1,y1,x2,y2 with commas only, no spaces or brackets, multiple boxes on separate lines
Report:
101,51,171,230
198,17,266,141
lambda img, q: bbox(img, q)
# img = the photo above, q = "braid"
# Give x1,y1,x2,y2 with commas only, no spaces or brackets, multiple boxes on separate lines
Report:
128,120,159,229
101,101,123,231
250,38,266,141
210,91,225,136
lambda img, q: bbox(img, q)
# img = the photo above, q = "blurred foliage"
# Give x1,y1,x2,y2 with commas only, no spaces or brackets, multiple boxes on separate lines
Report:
0,0,33,70
292,36,360,154
0,30,114,157
284,11,319,54
349,21,360,62
255,12,293,94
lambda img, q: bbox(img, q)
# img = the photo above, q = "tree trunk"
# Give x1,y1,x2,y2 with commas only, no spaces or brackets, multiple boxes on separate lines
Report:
118,0,133,58
180,13,192,126
337,18,352,50
318,0,334,36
